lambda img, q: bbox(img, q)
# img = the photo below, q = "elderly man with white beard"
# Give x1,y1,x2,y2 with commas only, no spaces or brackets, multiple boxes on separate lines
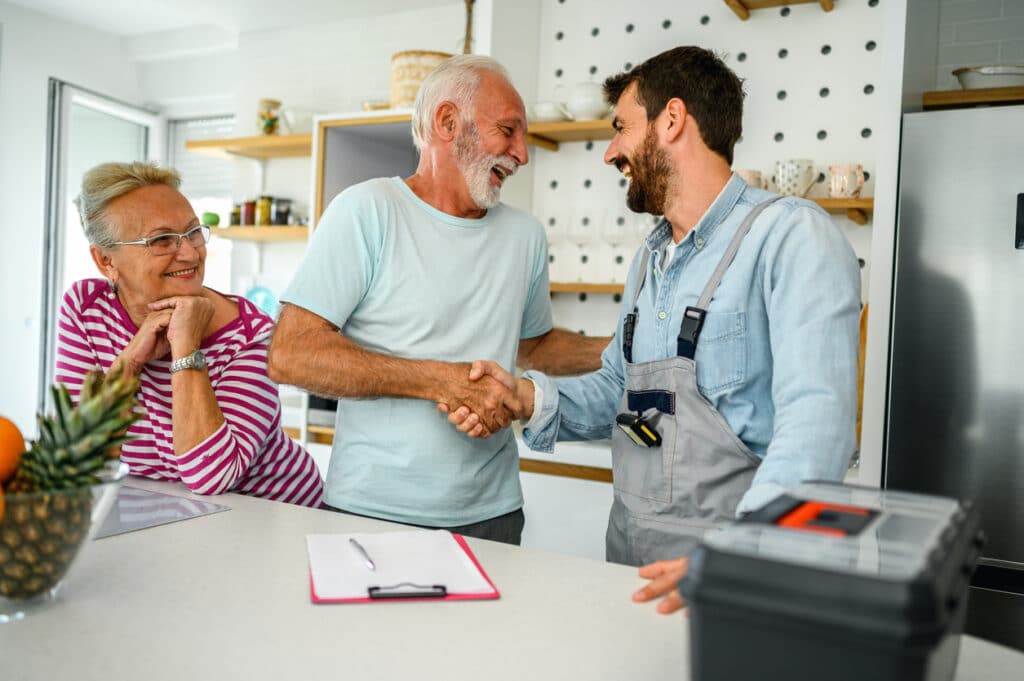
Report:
268,55,609,543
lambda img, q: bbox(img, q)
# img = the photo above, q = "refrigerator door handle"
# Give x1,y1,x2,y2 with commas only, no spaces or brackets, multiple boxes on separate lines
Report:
1016,193,1024,250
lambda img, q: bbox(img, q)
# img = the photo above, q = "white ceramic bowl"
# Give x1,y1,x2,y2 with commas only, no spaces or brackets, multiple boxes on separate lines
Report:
952,65,1024,90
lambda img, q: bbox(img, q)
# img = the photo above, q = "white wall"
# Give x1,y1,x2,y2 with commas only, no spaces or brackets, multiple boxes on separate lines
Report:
0,1,142,434
936,0,1024,89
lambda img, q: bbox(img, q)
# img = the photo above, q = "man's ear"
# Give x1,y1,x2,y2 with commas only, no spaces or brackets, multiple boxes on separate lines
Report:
90,244,116,281
662,98,687,143
434,101,461,142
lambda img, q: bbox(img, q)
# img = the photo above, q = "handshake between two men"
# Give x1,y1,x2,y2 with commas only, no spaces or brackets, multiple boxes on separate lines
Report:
436,361,531,439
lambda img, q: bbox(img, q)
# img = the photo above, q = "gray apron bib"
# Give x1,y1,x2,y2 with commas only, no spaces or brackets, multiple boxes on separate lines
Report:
607,198,781,566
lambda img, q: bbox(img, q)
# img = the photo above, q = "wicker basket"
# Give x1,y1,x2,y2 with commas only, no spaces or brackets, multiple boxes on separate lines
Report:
390,50,453,109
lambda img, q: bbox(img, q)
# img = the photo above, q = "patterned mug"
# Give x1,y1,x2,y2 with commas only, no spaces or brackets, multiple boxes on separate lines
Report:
828,163,866,198
774,159,816,197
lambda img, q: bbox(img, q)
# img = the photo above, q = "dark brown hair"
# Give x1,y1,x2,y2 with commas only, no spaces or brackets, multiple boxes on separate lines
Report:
604,46,744,165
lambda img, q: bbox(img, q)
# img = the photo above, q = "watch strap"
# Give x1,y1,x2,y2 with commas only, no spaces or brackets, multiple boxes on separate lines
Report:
171,349,206,373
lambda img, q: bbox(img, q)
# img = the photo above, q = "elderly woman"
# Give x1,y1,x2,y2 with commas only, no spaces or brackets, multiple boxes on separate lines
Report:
54,161,323,507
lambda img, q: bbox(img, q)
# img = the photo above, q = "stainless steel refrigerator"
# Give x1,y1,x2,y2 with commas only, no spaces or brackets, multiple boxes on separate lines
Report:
887,105,1024,651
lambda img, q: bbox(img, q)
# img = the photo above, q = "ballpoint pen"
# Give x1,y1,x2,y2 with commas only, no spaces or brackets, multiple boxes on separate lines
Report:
348,537,376,571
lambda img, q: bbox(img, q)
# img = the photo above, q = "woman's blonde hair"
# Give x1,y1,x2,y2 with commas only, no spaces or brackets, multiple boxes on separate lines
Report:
75,161,181,246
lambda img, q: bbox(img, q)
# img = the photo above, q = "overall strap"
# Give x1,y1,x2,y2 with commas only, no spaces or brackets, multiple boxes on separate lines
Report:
677,196,783,359
622,245,650,363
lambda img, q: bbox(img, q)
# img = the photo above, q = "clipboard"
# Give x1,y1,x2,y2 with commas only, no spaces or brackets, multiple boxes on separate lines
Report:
306,530,500,604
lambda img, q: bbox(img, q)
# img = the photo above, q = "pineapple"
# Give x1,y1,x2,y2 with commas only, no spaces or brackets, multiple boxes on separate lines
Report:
0,367,139,600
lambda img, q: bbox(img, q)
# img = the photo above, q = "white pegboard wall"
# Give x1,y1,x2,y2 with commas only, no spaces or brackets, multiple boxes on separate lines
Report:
533,0,885,335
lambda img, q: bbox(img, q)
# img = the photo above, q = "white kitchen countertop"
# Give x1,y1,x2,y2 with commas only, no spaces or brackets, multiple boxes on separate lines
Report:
4,477,1021,681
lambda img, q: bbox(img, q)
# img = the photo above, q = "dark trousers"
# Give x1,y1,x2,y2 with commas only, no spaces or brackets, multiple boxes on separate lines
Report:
325,504,525,546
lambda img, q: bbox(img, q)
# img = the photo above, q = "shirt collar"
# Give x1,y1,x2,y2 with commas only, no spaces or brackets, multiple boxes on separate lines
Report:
643,173,749,253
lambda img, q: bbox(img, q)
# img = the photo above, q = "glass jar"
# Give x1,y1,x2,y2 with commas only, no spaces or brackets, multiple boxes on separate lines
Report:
255,196,272,226
257,98,281,135
241,200,256,225
230,205,241,226
271,198,292,225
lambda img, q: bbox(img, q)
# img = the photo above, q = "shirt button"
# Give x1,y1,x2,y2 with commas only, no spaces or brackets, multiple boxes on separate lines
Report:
696,237,705,247
658,311,667,320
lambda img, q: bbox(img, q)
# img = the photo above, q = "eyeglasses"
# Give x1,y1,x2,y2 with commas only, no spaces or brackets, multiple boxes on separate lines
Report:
108,225,212,256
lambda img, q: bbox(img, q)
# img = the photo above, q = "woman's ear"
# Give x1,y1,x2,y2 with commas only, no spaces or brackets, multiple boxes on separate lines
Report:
90,244,116,282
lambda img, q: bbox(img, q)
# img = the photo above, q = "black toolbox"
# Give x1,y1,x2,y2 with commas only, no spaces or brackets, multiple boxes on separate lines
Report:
680,482,983,681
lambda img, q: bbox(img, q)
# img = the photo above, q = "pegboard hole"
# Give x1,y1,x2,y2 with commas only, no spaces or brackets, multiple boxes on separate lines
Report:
858,257,867,268
861,128,872,138
864,171,871,181
865,40,877,51
619,178,627,188
816,172,826,183
868,0,879,6
778,48,789,59
549,254,555,263
613,293,623,303
774,132,784,142
662,19,672,29
777,90,787,100
578,295,587,303
780,7,791,16
583,179,592,188
589,65,598,75
582,217,590,226
591,27,600,37
616,255,624,264
585,141,594,151
819,87,831,98
548,217,556,226
625,23,635,33
737,52,747,62
555,68,563,78
550,180,558,189
580,255,589,264
555,31,564,40
817,130,827,140
616,216,625,226
864,84,875,94
700,15,710,25
624,62,633,70
821,44,831,55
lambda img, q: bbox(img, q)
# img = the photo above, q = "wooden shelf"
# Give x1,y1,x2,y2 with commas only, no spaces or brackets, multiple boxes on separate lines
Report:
526,119,614,151
724,0,833,19
922,86,1024,110
812,198,874,225
213,226,309,242
185,133,312,160
550,282,625,294
283,426,613,482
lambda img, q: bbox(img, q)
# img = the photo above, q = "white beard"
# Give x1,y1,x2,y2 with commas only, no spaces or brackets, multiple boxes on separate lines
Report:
454,122,516,210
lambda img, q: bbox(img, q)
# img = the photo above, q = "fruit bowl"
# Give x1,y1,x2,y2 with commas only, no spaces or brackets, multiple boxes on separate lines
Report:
0,461,128,622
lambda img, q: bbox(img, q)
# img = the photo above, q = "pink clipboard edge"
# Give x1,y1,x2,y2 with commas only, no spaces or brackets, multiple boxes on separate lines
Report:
309,533,501,604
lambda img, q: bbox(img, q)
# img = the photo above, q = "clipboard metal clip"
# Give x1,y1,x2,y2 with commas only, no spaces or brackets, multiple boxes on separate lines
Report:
367,582,448,599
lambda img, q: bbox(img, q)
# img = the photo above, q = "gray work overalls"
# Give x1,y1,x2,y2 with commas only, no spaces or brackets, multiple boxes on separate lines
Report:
607,198,781,566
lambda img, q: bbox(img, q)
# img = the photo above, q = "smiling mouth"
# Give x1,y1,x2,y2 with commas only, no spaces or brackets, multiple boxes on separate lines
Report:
616,159,633,178
164,267,198,278
491,164,514,183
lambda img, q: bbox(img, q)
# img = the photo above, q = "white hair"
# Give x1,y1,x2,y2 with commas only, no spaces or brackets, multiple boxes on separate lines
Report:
75,161,181,246
410,54,512,151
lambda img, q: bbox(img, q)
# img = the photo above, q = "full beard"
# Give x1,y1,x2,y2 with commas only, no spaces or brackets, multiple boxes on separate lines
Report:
454,121,516,210
625,126,673,215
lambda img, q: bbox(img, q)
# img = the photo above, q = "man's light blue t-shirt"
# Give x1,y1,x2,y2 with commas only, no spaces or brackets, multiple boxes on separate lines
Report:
281,177,552,526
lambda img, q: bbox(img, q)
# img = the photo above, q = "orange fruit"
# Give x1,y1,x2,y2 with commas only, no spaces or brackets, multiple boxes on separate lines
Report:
0,488,4,524
0,416,26,485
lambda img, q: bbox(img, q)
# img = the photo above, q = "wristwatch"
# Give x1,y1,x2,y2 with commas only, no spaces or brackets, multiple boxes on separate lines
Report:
170,349,207,373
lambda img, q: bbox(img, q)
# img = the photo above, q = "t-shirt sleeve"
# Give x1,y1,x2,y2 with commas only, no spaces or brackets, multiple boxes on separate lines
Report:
520,226,553,339
279,188,382,328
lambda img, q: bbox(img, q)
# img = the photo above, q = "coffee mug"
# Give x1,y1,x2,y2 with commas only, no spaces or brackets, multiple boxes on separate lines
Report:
774,159,816,197
828,163,865,198
736,169,768,190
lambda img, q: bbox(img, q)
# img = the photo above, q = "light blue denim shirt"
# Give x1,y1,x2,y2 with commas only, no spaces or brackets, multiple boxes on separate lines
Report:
523,173,861,515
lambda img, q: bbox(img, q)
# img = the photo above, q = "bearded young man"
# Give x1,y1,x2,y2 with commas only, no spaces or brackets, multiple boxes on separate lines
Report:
448,46,861,591
268,55,608,543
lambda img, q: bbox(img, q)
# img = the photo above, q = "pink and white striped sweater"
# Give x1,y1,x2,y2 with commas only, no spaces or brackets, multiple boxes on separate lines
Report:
55,279,323,508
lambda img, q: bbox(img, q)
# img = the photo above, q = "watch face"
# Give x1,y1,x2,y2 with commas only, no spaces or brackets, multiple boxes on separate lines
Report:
192,350,206,369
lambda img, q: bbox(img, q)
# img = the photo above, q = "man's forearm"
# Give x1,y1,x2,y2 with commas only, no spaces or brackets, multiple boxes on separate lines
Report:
518,328,611,375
